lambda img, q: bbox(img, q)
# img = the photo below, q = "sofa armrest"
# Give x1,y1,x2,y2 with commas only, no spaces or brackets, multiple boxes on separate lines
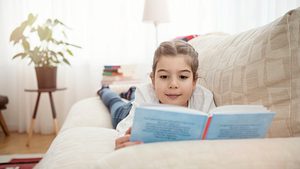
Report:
60,83,137,132
95,137,300,169
60,97,113,132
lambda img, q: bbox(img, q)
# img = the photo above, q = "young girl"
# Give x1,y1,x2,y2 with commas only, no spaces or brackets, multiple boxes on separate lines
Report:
98,40,215,149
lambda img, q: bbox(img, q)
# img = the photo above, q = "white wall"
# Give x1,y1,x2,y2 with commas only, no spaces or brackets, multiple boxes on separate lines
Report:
0,0,299,133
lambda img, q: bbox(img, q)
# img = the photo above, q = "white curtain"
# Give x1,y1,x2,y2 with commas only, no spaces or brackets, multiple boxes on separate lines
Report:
0,0,299,134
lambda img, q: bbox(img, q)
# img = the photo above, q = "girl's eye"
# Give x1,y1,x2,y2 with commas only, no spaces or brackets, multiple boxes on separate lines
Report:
179,75,188,79
159,75,168,79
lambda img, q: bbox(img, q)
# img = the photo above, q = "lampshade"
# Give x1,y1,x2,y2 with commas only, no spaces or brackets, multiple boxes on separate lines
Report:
143,0,170,24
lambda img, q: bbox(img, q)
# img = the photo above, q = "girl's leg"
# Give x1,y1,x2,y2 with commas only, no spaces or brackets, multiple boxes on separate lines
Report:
119,86,136,101
98,87,133,128
111,102,132,129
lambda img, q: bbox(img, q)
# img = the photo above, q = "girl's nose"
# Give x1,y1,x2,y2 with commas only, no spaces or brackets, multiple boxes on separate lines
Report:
169,78,178,89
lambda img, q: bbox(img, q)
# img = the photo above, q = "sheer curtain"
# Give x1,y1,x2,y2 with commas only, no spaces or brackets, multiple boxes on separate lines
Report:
0,0,299,134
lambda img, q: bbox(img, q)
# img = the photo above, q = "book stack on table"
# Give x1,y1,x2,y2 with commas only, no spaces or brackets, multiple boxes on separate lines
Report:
102,65,123,76
101,64,147,85
101,65,124,85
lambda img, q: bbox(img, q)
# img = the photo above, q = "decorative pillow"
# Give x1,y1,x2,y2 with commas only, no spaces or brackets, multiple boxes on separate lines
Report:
174,34,199,42
189,7,300,137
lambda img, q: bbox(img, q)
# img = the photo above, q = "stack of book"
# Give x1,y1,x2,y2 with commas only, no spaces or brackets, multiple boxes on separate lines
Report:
102,65,123,76
101,65,124,85
101,64,150,85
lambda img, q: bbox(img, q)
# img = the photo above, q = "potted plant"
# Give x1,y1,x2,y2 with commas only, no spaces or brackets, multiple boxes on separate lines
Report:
10,13,81,89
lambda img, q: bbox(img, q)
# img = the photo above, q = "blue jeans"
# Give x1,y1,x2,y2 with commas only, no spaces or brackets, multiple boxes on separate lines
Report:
98,88,135,129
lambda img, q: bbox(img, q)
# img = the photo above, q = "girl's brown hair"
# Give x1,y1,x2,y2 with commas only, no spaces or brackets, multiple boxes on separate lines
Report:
152,40,199,80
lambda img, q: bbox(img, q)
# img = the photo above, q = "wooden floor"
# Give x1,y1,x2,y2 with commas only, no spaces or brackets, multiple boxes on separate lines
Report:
0,132,56,155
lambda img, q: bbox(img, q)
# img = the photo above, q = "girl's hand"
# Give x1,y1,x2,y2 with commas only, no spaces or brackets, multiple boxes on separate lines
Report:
115,127,143,150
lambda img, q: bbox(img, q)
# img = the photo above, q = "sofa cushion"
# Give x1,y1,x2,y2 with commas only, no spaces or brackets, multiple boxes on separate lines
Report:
95,137,300,169
35,127,118,169
189,7,300,137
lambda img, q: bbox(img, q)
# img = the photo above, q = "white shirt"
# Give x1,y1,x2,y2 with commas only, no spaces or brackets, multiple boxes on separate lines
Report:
116,83,216,135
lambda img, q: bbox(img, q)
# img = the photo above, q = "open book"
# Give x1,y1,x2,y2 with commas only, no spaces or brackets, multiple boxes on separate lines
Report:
130,104,275,143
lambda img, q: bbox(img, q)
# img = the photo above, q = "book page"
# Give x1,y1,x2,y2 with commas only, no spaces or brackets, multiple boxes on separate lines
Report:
205,112,275,139
209,105,269,115
130,106,208,143
139,103,207,115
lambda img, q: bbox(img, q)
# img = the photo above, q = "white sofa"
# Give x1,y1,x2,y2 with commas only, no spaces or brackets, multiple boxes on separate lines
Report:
35,8,300,169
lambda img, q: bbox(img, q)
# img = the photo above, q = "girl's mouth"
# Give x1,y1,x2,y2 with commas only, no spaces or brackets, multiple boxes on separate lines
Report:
165,94,181,100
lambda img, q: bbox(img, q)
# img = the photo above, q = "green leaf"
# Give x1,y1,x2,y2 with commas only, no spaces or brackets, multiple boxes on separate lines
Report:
66,49,73,56
52,57,60,64
50,50,57,57
30,47,41,65
52,39,61,45
63,58,71,65
54,19,68,28
37,26,52,41
21,52,28,59
57,52,64,57
65,42,81,48
12,53,27,59
10,14,37,43
22,38,30,51
9,21,27,44
37,26,44,41
45,27,53,41
27,13,37,26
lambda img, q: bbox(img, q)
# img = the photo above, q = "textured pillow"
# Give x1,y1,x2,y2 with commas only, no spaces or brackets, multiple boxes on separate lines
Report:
189,7,300,137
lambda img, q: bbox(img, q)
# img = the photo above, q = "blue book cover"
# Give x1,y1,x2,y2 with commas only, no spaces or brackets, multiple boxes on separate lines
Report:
130,105,208,143
130,104,275,143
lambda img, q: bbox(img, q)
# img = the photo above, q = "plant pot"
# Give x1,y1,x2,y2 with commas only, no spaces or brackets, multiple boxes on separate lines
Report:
35,67,57,89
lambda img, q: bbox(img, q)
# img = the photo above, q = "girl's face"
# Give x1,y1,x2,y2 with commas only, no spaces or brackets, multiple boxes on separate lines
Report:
151,55,196,107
